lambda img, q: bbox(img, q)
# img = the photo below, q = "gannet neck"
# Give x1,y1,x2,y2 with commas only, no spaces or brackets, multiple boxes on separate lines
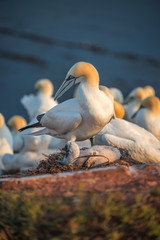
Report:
8,115,27,131
0,113,5,128
114,101,125,119
35,79,54,97
142,96,160,116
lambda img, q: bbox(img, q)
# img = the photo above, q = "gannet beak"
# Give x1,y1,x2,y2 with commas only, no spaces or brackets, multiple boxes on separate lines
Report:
54,75,77,100
131,104,145,119
123,96,134,105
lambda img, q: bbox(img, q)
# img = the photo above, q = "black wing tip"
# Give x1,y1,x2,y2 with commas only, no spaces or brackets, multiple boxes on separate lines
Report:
18,122,42,132
18,126,28,132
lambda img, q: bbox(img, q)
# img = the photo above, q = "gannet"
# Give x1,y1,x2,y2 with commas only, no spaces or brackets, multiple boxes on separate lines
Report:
63,141,121,167
131,96,160,140
110,87,124,104
144,85,155,97
99,86,125,118
124,86,155,121
19,62,114,143
21,78,58,120
123,87,148,121
95,118,160,163
7,115,27,153
0,113,13,149
0,113,13,169
2,151,44,172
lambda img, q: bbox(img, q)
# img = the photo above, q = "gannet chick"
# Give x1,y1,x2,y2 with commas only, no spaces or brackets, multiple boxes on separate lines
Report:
131,96,160,140
95,118,160,163
21,78,57,120
63,141,121,167
0,113,13,169
110,87,124,104
19,62,114,144
7,115,27,153
2,151,44,172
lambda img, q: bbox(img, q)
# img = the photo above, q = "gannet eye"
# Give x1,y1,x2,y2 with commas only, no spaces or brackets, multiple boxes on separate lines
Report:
66,75,75,81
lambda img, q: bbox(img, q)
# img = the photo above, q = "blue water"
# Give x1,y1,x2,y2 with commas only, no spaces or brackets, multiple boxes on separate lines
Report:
0,0,160,121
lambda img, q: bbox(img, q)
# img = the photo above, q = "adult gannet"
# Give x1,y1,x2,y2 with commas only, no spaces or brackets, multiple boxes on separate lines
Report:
110,87,124,104
63,141,121,167
0,113,13,149
131,96,160,140
95,118,160,163
124,86,155,121
2,151,44,172
7,115,27,153
0,113,13,169
19,62,114,143
99,86,125,118
21,78,58,120
144,85,155,97
123,87,148,121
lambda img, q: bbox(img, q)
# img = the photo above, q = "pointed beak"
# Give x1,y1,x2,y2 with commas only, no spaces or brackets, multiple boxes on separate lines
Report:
131,104,144,119
54,76,77,101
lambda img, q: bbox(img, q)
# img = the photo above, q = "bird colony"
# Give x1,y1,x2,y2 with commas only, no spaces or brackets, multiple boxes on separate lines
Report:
1,62,160,174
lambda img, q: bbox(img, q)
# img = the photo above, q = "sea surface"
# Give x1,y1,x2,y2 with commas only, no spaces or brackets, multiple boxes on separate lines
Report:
0,0,160,121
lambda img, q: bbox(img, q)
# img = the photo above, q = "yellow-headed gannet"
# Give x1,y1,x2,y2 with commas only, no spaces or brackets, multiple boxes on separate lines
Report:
21,78,58,120
95,118,160,163
131,96,160,140
124,86,155,121
8,115,27,153
2,151,44,172
19,62,114,143
0,113,13,169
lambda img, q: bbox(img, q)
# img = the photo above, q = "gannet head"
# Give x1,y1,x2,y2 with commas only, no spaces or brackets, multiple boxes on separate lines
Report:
114,101,125,119
144,85,155,97
54,62,99,100
63,141,80,163
142,96,160,116
0,113,5,128
8,115,27,131
124,87,146,104
35,79,54,97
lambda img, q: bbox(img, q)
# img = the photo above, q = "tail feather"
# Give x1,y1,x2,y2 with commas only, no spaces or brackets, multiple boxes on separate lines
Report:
18,122,42,132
